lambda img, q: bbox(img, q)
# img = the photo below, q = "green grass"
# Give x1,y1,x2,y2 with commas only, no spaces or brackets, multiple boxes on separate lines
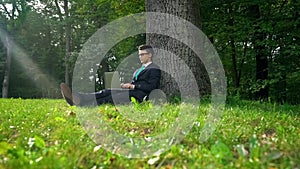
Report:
0,98,299,169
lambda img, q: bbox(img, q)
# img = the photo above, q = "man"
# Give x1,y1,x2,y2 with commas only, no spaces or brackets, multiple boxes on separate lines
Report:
60,45,161,106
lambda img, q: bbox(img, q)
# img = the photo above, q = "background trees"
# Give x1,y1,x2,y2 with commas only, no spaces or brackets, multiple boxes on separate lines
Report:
201,0,300,103
0,0,299,104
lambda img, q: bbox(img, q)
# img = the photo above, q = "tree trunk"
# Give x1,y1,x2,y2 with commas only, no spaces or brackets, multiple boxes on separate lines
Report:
230,38,238,89
1,2,17,98
250,4,269,100
146,0,210,98
2,37,12,98
64,0,71,86
228,9,239,92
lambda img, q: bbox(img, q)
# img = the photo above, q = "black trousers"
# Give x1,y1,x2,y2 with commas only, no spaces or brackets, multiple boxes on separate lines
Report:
76,89,132,106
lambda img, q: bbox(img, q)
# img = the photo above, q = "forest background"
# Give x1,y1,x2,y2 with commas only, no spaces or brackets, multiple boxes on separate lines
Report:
0,0,299,104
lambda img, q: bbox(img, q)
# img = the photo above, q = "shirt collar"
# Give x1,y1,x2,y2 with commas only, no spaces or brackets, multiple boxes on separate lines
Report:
143,62,152,68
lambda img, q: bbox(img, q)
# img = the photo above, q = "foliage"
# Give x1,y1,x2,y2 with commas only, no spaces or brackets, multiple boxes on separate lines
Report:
200,0,300,103
0,0,299,104
0,99,299,168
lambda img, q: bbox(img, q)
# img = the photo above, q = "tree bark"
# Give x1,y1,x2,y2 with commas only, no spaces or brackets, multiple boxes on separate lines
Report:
55,0,71,86
1,2,17,98
250,4,269,100
146,0,210,98
228,7,239,91
230,37,238,89
64,0,71,86
2,37,12,98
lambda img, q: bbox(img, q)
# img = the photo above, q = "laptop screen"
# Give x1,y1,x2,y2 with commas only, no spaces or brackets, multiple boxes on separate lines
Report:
104,72,121,89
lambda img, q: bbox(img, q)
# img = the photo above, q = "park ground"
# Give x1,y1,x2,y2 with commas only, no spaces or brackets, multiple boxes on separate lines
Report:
0,98,299,169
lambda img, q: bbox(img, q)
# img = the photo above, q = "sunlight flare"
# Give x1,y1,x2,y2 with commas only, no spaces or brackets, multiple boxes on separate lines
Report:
0,28,59,97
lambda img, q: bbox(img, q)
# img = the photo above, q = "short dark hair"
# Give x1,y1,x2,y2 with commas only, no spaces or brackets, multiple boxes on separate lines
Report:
138,45,154,55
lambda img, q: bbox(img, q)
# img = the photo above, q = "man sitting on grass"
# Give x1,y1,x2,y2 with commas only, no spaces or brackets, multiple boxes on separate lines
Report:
60,45,161,106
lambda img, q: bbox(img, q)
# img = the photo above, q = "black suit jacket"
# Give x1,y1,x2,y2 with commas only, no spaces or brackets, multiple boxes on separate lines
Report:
129,63,161,101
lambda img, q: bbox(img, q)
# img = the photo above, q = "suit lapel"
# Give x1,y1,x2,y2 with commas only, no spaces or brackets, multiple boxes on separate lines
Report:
138,63,153,77
133,63,155,80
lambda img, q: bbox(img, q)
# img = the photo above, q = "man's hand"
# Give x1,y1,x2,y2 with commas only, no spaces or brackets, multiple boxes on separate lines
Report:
120,83,134,89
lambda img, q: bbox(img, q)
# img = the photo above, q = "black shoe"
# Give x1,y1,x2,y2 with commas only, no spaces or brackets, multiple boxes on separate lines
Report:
72,92,81,105
60,83,74,106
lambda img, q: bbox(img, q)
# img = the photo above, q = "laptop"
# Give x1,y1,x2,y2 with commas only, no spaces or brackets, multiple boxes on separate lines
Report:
104,71,123,90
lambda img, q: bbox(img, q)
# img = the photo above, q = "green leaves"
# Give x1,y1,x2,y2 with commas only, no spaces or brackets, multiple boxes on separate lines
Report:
211,141,233,162
201,0,300,103
249,134,260,160
33,136,46,149
0,142,12,155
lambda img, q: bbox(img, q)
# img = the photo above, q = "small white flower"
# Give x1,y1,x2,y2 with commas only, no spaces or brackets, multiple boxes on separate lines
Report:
93,145,102,152
35,157,43,163
147,156,160,165
28,138,35,148
144,137,152,142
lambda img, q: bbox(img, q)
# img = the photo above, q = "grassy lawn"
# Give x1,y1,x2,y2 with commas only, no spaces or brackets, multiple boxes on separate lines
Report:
0,98,299,169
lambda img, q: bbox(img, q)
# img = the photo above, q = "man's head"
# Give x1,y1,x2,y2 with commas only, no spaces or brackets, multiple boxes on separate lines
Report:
138,45,154,64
